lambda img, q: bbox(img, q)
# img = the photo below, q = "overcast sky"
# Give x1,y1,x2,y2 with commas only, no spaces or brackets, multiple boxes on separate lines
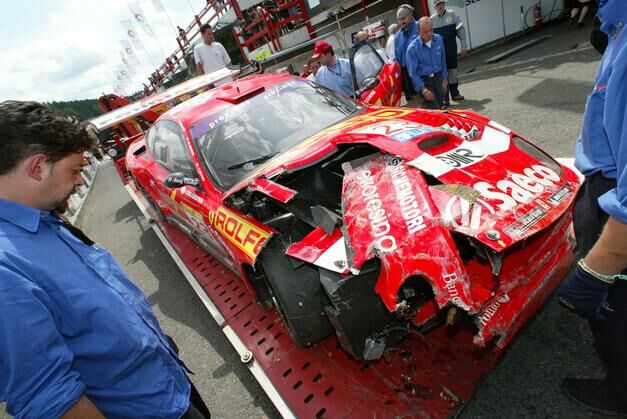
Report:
0,0,209,102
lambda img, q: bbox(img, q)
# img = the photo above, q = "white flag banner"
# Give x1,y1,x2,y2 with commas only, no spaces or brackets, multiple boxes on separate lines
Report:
120,51,131,66
128,1,155,37
151,0,165,13
120,40,141,65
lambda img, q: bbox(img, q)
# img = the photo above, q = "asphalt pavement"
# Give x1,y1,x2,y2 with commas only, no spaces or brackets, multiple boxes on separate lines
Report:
0,18,613,419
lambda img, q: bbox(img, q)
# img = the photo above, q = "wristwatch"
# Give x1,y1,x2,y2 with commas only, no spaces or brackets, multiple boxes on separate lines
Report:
579,259,627,284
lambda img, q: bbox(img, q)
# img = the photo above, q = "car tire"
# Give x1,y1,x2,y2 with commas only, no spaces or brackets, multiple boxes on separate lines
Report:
136,180,165,221
258,238,334,348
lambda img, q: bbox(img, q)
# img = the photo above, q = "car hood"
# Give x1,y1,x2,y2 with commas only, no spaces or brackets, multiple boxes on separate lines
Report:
226,107,581,251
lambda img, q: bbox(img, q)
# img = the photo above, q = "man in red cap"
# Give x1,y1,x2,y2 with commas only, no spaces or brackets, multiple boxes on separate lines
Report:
312,40,353,97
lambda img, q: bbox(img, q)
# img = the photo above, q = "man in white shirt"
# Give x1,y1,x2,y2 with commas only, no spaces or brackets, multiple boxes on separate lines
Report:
385,24,398,60
193,23,232,85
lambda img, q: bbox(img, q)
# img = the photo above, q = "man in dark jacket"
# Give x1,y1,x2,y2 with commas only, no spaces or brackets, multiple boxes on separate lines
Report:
431,0,468,105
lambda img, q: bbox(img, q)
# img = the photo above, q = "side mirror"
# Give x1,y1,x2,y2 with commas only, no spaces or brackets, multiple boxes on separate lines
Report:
356,77,380,99
361,77,379,91
164,172,200,188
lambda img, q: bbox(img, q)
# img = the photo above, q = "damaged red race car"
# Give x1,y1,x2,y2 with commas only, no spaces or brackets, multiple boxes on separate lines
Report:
125,73,580,360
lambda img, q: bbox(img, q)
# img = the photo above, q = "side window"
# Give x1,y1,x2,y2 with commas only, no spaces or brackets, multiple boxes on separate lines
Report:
151,121,195,177
354,44,384,87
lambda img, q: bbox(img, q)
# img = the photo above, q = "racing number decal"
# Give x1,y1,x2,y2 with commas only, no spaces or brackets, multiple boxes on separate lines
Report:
212,208,270,259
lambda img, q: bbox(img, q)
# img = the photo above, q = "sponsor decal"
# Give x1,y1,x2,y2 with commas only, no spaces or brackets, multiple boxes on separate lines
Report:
355,168,398,252
183,189,204,204
436,146,485,168
504,207,547,238
479,294,509,327
354,120,437,143
444,195,494,231
535,199,550,211
473,164,561,211
547,186,570,207
443,272,470,310
212,207,270,258
408,126,510,177
386,157,427,233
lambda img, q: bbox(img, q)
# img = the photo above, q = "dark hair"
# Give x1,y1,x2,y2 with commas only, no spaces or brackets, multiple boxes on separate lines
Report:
0,101,95,175
200,23,212,34
308,57,319,66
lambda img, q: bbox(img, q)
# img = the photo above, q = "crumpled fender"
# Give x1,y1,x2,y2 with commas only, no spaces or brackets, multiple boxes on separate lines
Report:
341,155,479,314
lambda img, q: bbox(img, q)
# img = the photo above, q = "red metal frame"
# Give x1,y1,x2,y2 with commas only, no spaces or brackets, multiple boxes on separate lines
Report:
127,181,573,417
233,0,314,64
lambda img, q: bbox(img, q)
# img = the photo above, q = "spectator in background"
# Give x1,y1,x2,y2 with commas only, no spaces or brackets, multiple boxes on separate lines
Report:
306,58,320,81
0,101,210,419
394,4,419,104
193,23,233,85
300,64,310,78
406,17,448,109
431,0,468,105
313,40,353,97
385,23,399,60
178,25,188,46
569,0,592,28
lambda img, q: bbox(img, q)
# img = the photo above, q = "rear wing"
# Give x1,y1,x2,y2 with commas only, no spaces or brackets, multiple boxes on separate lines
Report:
89,67,240,132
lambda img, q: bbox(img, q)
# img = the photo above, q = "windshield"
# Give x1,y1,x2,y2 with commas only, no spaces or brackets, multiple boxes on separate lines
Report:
191,78,362,190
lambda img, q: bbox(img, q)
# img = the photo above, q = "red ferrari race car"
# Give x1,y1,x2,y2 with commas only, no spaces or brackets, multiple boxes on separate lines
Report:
125,73,580,360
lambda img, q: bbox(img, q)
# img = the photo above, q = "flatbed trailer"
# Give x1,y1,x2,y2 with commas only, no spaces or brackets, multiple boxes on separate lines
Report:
124,180,524,419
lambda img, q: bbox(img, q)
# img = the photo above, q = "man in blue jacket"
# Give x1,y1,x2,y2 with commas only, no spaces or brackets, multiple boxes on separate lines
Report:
406,16,448,109
394,4,419,104
0,101,209,418
557,0,627,414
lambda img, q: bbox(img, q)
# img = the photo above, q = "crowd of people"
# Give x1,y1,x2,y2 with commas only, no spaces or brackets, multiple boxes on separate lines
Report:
0,0,625,417
308,1,468,110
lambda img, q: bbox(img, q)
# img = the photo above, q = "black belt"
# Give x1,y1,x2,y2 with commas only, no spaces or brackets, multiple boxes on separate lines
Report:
421,72,442,80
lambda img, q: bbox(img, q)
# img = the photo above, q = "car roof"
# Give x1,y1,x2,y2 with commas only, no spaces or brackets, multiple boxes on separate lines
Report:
163,73,297,129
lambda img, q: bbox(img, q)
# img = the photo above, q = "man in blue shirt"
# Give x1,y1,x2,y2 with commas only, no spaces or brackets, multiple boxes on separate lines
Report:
556,0,627,414
0,101,209,418
394,4,419,104
313,40,354,97
406,16,448,109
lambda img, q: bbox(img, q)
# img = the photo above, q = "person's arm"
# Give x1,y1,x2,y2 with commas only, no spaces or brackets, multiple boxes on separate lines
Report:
587,52,627,275
220,44,232,66
585,217,627,275
193,47,204,75
455,13,468,55
406,44,424,92
0,267,87,418
439,37,448,81
62,395,105,419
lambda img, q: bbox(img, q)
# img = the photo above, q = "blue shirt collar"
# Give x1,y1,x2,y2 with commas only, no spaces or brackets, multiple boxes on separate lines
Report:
0,198,43,233
401,20,417,37
599,0,627,35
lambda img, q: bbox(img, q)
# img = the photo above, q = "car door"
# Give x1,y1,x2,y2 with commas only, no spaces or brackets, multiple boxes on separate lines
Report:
147,120,235,268
349,41,402,107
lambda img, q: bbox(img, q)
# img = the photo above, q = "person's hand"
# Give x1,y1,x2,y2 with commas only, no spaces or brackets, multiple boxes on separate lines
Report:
461,47,468,57
421,88,434,101
441,79,448,94
557,259,613,319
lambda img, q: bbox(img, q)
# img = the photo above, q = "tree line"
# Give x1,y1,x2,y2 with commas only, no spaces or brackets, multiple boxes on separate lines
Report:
45,99,103,122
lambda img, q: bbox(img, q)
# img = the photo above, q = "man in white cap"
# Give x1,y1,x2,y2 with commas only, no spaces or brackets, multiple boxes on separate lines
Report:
431,0,468,105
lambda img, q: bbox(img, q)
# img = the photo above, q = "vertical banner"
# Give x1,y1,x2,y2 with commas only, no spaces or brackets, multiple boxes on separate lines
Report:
128,1,155,37
151,0,165,13
121,20,147,51
120,40,141,65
